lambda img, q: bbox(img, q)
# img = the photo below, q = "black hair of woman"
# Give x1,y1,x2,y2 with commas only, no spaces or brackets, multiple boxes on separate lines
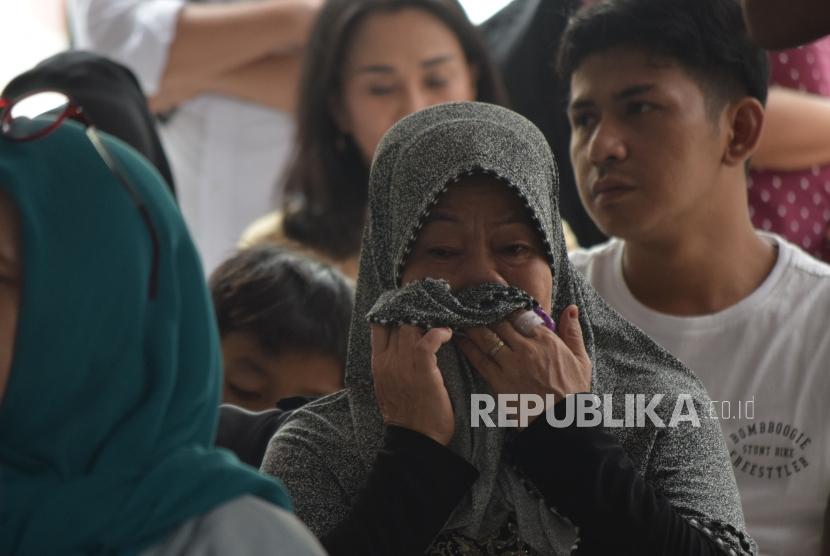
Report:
279,0,509,261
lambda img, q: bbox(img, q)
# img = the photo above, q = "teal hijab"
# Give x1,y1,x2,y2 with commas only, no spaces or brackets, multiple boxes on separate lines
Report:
0,122,292,555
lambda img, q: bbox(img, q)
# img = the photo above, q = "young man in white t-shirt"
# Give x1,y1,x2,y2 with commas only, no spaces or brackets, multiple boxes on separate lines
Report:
558,0,830,554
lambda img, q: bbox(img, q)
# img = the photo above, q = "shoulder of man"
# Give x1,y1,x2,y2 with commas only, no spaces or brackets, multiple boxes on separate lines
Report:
568,238,621,275
777,234,830,281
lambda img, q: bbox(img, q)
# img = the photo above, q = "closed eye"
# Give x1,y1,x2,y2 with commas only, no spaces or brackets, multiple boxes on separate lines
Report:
570,111,597,129
227,383,262,403
425,76,449,89
501,243,532,256
426,246,460,260
368,84,397,96
627,101,656,115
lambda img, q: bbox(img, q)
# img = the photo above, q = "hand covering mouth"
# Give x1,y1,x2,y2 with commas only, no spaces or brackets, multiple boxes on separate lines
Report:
367,279,537,331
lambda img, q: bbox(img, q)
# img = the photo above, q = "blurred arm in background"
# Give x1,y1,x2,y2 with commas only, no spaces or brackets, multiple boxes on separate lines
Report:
69,0,321,112
752,86,830,171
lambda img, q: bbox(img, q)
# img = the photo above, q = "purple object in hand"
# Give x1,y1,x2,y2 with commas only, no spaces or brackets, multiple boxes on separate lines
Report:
532,306,557,334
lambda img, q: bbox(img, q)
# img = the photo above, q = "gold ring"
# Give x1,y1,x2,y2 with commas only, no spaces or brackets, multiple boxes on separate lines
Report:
488,339,506,358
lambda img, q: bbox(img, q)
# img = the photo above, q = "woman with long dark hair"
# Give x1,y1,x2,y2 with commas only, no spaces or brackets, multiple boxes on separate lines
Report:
241,0,507,278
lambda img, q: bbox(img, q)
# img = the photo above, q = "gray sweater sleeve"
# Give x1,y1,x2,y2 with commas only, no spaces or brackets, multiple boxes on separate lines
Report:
140,495,326,556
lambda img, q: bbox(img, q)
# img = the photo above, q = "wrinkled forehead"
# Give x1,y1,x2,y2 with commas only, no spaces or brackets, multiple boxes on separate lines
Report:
418,173,531,217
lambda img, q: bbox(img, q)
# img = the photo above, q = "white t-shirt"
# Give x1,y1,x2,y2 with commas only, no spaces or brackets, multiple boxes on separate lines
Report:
69,0,295,272
570,234,830,556
141,495,326,555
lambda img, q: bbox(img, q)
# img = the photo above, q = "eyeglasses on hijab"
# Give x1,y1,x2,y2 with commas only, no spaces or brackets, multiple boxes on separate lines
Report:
0,90,160,299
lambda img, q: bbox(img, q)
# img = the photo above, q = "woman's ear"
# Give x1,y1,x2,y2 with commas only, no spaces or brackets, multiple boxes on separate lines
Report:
722,97,765,167
468,63,480,99
328,94,350,134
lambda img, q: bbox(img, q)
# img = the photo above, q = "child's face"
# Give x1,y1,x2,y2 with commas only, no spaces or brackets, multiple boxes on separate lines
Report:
221,332,344,412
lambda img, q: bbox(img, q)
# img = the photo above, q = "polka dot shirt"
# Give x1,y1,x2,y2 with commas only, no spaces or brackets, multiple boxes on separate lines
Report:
748,38,830,262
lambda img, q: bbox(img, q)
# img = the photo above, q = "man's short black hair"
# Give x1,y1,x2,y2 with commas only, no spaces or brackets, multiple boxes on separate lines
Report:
557,0,769,110
210,246,354,363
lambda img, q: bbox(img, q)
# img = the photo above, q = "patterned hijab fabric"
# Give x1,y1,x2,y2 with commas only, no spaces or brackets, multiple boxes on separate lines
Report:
0,122,291,555
366,279,537,330
265,101,755,554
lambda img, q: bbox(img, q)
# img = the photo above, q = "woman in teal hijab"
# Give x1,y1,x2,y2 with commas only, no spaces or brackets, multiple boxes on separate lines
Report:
0,120,325,555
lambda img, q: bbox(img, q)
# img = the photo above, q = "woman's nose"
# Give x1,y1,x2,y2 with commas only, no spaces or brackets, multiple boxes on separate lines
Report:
400,86,431,119
453,248,508,291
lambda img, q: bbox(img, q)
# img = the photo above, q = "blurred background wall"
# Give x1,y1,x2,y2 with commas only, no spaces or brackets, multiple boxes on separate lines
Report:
0,0,68,89
0,0,510,90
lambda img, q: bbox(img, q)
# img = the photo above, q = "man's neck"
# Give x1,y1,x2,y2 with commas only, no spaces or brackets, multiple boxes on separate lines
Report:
621,218,778,316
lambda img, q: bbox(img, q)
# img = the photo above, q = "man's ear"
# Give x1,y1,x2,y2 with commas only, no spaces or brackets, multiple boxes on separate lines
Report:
722,97,765,167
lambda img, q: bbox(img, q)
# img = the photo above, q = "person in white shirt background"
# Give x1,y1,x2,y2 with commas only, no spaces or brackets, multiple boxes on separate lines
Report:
68,0,322,272
560,0,830,554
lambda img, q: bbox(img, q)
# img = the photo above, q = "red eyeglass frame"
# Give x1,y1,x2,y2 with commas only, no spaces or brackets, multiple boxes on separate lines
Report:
0,95,88,139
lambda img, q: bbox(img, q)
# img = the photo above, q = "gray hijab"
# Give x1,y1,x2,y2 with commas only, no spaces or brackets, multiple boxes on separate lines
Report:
263,101,755,555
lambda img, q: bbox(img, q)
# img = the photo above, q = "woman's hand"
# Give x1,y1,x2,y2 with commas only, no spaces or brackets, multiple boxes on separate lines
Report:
457,304,592,423
370,324,455,445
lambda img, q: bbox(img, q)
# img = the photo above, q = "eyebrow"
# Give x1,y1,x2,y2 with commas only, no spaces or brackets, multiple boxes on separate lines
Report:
355,54,455,75
422,54,454,68
569,83,657,111
614,84,656,100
